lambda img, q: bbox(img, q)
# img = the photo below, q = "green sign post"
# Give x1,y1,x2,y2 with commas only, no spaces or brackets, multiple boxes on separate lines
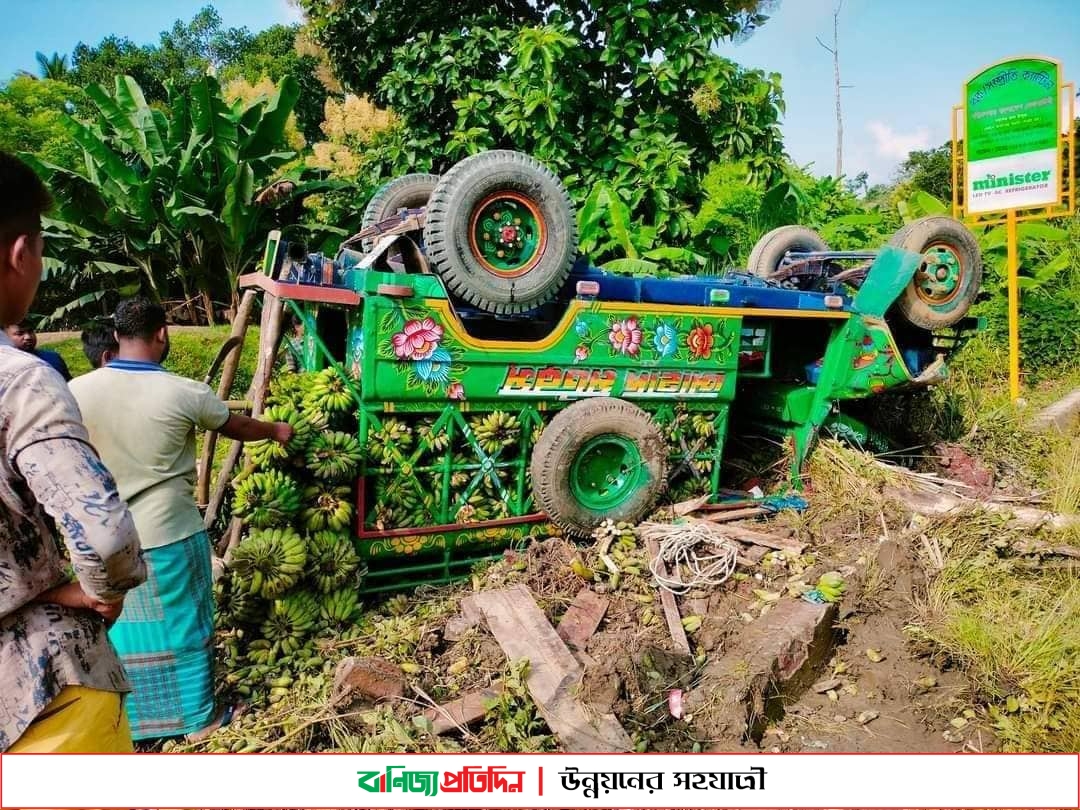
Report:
954,56,1073,402
964,57,1061,215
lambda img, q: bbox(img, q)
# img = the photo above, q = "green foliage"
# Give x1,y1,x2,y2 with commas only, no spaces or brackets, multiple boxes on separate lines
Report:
895,141,952,202
689,161,901,265
299,0,786,262
32,52,71,81
482,659,557,752
30,73,323,325
0,76,87,169
70,5,250,102
220,25,328,143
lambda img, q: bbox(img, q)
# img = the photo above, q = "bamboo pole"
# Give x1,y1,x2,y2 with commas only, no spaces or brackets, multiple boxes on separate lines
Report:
197,289,257,507
204,292,283,533
219,294,288,558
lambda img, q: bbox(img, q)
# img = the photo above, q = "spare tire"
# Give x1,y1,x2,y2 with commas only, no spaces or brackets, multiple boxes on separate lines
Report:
423,150,576,314
361,173,439,252
889,216,982,330
530,398,667,537
747,225,829,284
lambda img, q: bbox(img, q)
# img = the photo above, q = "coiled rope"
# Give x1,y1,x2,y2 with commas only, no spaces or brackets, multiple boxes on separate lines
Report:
639,519,739,595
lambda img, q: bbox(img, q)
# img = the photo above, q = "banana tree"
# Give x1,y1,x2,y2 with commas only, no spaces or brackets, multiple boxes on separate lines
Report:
30,73,314,324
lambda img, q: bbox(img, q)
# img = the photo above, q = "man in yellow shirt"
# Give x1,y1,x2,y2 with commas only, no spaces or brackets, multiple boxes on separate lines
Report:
70,296,294,742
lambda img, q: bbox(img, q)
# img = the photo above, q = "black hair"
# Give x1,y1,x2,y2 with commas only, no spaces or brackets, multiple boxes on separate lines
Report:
114,296,167,341
0,151,52,245
81,322,119,368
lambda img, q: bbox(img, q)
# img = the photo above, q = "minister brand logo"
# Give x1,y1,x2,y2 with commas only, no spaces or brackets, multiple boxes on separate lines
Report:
972,169,1053,191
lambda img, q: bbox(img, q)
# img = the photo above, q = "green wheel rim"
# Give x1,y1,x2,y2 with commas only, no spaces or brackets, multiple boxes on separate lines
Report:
468,191,546,277
569,434,646,512
915,244,963,307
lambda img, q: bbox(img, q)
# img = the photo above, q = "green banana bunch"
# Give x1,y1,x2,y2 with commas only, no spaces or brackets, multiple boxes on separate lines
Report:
690,413,717,439
303,368,354,414
469,410,521,455
230,527,308,599
319,587,361,626
454,490,492,524
261,590,320,646
215,577,266,626
232,469,302,528
305,530,361,593
301,484,354,532
416,418,451,453
266,373,309,410
246,638,279,666
815,571,846,602
368,417,413,465
305,431,364,483
245,404,314,468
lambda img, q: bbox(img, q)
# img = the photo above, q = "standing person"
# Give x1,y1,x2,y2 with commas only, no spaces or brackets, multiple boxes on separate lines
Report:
3,318,72,380
0,150,146,752
80,321,119,369
69,297,294,742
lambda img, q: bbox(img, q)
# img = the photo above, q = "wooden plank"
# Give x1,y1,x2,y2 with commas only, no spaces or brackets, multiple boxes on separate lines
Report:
644,538,691,655
715,524,806,554
467,586,632,753
556,589,609,650
672,493,710,517
737,544,768,567
421,687,502,735
238,272,362,306
886,485,1080,531
702,506,768,523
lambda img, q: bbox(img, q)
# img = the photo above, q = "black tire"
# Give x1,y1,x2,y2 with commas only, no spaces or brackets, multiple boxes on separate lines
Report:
423,150,577,314
889,216,982,330
361,173,440,252
747,225,829,280
530,399,667,537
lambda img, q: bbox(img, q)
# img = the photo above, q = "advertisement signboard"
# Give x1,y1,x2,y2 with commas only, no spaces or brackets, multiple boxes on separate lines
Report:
964,57,1062,214
953,55,1074,401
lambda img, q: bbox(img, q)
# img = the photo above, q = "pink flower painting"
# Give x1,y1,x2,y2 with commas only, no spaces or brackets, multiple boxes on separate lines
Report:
392,318,443,361
608,318,642,356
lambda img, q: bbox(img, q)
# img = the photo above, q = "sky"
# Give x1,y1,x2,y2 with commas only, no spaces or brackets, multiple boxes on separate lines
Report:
716,0,1080,184
1,0,1079,186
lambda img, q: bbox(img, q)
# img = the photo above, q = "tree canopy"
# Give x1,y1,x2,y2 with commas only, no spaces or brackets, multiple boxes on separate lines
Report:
298,0,787,246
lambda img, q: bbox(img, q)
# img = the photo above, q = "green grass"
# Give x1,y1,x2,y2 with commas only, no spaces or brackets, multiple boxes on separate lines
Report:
907,515,1080,752
900,346,1080,752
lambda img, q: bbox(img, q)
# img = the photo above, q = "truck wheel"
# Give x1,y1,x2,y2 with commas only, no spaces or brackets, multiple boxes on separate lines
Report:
423,150,576,314
890,217,982,330
530,399,667,537
361,173,440,251
747,226,829,285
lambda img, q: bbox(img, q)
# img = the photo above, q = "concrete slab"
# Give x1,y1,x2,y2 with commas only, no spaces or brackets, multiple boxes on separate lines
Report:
684,598,838,748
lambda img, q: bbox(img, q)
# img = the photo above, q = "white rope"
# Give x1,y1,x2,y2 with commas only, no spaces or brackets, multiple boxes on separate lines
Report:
640,520,739,595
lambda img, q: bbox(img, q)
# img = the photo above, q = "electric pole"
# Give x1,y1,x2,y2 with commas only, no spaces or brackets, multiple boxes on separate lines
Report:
817,2,846,179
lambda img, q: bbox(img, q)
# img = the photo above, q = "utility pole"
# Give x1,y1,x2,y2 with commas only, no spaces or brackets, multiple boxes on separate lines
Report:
817,2,846,179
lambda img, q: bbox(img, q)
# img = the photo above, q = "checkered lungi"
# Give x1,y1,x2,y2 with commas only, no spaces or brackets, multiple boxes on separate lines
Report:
107,530,216,740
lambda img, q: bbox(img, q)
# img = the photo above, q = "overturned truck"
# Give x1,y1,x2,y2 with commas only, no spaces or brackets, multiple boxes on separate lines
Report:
220,150,983,593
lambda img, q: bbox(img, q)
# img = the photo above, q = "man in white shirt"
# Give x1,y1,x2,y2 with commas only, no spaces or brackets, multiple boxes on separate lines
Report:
70,296,293,742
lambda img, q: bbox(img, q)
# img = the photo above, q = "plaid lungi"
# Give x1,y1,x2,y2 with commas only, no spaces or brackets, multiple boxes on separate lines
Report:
108,530,216,740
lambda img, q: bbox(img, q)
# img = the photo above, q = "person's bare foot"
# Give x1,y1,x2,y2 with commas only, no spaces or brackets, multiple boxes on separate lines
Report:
184,702,246,743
